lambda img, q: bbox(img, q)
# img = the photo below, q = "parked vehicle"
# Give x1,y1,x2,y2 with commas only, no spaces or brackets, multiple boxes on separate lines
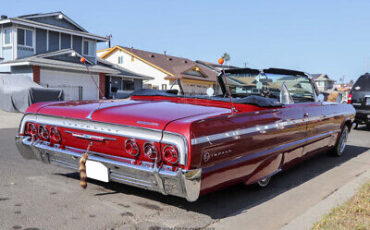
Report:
15,68,355,202
348,73,370,129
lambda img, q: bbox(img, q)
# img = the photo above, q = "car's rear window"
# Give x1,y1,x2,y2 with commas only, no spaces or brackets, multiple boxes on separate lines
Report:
353,74,370,91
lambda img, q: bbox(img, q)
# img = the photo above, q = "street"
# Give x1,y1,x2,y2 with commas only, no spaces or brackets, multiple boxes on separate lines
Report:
0,110,369,230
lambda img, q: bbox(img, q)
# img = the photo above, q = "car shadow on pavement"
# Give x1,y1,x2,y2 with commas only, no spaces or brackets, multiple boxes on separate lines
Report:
354,125,370,132
58,144,369,220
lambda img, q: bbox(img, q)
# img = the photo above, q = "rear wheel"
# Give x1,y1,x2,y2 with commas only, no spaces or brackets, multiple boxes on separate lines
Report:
367,123,370,130
331,126,349,157
257,176,271,187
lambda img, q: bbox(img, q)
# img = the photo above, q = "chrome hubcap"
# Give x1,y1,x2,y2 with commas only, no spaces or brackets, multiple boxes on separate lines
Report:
258,177,270,187
339,129,348,154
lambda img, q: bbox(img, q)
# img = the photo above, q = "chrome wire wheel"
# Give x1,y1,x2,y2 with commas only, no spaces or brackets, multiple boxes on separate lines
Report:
257,176,271,188
333,126,349,157
339,129,348,154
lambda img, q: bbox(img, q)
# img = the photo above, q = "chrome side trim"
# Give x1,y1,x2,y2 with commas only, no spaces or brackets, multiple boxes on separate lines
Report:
19,114,188,165
191,113,352,145
355,109,370,114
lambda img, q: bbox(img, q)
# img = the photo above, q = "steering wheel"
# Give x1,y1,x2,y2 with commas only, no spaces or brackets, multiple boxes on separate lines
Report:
260,86,271,97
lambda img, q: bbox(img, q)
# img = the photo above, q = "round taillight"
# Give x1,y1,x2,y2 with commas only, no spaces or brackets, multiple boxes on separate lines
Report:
38,125,49,140
26,123,37,136
143,143,158,160
124,139,139,156
50,127,61,143
163,145,179,164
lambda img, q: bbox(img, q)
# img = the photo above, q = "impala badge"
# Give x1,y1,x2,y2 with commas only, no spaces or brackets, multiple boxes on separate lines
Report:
136,121,160,126
65,131,116,142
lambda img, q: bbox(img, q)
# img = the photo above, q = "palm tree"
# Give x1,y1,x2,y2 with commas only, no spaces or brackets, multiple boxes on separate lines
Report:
222,53,230,62
222,53,231,67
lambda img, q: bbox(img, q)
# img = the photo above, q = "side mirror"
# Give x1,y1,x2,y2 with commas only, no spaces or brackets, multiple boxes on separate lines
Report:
317,94,325,102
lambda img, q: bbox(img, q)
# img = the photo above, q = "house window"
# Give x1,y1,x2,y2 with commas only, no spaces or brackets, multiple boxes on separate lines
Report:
122,79,135,91
17,28,33,47
3,28,11,46
83,40,95,56
162,84,167,90
118,56,123,64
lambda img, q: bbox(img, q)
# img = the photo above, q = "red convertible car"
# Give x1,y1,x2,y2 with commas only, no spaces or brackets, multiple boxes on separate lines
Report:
16,68,355,201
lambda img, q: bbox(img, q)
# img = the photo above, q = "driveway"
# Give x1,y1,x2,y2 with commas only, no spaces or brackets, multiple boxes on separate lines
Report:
0,110,369,230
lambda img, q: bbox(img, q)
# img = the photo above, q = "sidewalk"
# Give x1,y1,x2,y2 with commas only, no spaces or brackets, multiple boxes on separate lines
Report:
210,145,370,230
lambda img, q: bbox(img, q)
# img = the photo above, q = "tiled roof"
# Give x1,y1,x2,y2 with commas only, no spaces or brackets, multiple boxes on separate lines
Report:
117,46,219,82
17,11,87,32
0,50,116,74
0,15,106,41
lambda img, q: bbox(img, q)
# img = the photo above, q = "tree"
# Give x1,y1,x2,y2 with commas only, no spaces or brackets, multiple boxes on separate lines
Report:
222,53,231,62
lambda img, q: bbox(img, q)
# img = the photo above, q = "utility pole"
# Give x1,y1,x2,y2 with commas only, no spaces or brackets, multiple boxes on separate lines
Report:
106,34,113,48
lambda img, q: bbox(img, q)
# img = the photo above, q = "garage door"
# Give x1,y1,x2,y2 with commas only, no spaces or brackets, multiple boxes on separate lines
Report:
40,69,99,100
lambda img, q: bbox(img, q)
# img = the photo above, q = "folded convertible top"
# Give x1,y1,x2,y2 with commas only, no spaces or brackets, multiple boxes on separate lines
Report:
225,67,307,76
131,89,283,108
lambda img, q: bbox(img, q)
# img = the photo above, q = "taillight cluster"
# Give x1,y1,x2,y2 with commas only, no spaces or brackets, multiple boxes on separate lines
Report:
348,93,352,104
163,145,179,164
24,122,62,144
124,139,140,156
124,139,179,165
143,142,157,160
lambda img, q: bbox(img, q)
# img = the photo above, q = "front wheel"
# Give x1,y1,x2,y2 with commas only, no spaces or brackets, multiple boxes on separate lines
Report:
331,126,349,157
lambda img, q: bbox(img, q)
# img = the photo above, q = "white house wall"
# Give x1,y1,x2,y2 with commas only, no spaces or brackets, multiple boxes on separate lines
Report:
40,69,99,100
105,49,170,89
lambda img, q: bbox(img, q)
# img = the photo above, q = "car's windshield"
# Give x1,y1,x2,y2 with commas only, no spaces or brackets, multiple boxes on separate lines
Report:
223,72,316,102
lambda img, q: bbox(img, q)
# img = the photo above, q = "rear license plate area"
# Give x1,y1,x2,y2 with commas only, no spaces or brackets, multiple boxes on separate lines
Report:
86,160,109,182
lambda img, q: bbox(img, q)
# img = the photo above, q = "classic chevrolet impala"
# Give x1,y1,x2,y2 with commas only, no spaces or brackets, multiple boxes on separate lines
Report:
16,68,355,201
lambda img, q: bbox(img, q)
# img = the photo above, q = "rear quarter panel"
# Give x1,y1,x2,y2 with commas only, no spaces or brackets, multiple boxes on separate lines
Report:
172,107,308,195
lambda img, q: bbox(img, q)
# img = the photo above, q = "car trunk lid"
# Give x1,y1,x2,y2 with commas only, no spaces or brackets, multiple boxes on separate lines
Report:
36,99,231,130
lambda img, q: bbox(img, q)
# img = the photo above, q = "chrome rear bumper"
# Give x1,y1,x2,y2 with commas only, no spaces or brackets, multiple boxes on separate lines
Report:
15,135,201,202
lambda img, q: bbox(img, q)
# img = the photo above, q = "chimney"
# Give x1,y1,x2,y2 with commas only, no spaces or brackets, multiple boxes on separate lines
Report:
1,15,8,20
164,51,167,56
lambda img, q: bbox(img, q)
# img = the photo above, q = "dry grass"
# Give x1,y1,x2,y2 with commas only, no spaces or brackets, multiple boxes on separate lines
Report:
312,181,370,230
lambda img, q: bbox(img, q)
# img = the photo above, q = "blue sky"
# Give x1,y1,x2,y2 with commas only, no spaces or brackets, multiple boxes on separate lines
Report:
2,0,370,82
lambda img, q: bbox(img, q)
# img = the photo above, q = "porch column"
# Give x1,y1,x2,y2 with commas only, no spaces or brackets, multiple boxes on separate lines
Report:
99,73,106,99
32,66,40,84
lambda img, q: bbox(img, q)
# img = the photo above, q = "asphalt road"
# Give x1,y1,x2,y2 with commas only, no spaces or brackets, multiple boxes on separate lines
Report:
0,110,369,230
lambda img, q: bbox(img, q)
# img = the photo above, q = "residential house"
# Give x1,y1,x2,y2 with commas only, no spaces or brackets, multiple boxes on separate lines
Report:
0,12,148,100
98,46,219,95
311,74,335,93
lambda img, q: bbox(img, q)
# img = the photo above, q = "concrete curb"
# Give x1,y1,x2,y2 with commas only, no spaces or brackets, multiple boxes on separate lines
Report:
281,169,370,230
